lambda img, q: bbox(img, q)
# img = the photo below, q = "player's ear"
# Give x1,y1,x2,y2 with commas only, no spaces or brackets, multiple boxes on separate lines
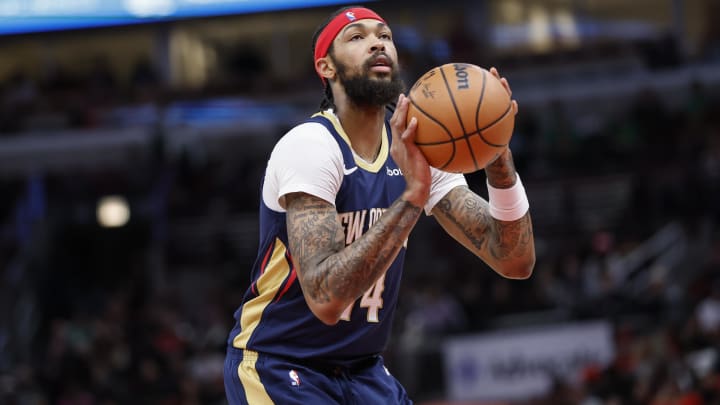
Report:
315,57,336,82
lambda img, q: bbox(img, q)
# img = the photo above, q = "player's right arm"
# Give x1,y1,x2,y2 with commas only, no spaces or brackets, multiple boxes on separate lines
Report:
284,95,429,325
285,193,421,325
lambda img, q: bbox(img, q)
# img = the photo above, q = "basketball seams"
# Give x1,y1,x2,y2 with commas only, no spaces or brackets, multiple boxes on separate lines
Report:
407,96,454,142
408,63,514,173
474,68,488,140
439,65,479,172
439,66,470,137
476,100,513,147
407,96,456,170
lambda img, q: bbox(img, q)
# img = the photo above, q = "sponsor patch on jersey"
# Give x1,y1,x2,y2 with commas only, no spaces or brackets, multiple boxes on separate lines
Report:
386,167,403,177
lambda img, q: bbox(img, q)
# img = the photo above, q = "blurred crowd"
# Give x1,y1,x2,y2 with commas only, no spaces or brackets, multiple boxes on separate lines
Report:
0,57,163,135
1,9,720,405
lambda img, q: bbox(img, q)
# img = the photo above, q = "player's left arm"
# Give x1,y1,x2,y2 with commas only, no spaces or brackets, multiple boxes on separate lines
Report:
431,67,535,279
431,147,535,279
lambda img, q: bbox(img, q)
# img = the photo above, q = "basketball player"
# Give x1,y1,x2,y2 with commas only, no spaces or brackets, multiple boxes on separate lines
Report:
224,5,535,404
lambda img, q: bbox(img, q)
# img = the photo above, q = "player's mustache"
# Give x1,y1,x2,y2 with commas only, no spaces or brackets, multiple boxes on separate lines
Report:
364,52,395,70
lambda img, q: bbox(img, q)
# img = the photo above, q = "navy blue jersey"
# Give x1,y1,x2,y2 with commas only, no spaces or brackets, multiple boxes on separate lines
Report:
227,111,409,365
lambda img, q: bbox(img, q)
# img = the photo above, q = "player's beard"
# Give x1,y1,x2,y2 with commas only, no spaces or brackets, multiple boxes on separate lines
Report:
333,54,405,108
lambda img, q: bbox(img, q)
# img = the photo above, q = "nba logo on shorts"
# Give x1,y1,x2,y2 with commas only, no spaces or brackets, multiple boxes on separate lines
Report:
345,11,356,21
289,370,301,386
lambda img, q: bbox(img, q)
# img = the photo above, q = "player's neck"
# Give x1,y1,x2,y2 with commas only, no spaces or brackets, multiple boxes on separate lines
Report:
335,104,385,162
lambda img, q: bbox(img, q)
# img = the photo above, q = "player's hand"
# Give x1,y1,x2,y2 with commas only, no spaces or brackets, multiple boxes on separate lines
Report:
390,94,431,208
490,67,519,116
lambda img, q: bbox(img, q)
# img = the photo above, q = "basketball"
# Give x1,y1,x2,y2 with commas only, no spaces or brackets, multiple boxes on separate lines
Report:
407,63,515,173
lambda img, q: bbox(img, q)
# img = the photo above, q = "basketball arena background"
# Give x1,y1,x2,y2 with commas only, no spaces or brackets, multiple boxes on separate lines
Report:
1,0,719,403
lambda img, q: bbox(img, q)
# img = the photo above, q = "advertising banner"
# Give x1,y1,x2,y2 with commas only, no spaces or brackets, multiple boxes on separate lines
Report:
443,321,615,401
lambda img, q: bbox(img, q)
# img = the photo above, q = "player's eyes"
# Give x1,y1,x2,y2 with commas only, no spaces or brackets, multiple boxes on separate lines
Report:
347,32,390,41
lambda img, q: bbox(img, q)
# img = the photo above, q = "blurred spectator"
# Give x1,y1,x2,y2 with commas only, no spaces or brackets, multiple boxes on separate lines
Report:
702,0,720,61
695,282,720,336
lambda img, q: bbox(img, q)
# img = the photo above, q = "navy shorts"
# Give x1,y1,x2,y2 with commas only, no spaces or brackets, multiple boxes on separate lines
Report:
224,347,412,405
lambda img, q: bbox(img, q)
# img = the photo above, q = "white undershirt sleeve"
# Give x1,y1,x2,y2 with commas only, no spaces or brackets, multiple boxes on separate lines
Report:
263,121,467,215
262,123,344,212
424,168,468,215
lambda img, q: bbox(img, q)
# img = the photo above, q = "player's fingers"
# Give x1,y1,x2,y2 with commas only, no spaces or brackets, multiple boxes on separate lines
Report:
512,100,519,115
492,67,514,97
500,77,512,96
401,117,418,143
390,94,408,133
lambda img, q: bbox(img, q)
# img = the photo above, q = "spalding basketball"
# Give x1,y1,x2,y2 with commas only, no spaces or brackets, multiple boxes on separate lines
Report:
407,63,515,173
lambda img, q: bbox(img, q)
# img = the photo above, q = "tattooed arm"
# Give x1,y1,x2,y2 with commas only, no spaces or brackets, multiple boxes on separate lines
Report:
431,148,535,279
284,95,430,325
285,193,422,325
433,68,535,278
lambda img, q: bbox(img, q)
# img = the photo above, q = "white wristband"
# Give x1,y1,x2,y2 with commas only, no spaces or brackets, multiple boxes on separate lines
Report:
487,174,529,221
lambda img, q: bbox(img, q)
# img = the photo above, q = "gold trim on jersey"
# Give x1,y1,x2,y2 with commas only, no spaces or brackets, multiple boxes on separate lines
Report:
233,238,290,349
312,110,388,173
238,350,274,404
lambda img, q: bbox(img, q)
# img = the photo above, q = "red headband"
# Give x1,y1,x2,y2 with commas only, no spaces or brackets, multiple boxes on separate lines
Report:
314,7,386,80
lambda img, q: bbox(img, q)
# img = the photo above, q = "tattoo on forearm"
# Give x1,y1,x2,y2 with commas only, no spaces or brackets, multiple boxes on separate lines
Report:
287,194,421,306
436,187,491,251
436,186,534,261
489,212,534,260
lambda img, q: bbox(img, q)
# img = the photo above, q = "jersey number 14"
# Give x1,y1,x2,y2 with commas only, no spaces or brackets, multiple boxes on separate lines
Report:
339,274,386,323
